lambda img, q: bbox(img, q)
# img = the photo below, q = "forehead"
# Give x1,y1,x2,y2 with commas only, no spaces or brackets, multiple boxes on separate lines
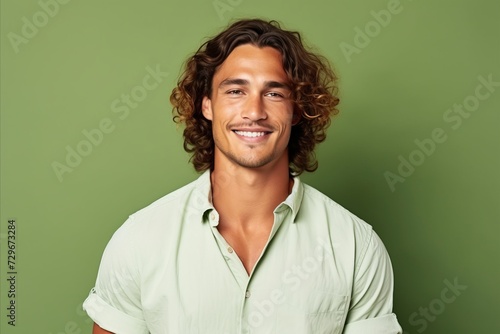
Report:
213,44,287,82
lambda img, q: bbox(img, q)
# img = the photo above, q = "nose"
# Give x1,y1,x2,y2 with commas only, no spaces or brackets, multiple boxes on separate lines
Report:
240,94,267,121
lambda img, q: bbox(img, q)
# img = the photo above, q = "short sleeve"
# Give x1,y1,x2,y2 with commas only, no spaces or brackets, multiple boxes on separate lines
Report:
83,217,149,334
343,229,403,334
343,313,402,334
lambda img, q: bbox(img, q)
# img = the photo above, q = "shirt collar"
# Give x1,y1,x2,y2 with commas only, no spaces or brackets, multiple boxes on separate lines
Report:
276,176,303,223
194,170,304,224
193,170,214,214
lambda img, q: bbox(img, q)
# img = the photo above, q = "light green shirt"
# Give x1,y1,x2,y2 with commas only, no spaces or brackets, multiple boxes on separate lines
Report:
83,171,402,334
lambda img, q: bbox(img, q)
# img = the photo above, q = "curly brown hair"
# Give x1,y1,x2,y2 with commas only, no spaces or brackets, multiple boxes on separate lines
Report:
170,18,339,175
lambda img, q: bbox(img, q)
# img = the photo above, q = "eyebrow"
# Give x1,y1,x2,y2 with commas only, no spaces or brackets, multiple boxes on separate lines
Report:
218,78,290,90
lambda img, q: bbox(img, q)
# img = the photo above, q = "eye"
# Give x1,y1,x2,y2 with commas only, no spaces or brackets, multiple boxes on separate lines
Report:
265,92,285,98
227,89,244,95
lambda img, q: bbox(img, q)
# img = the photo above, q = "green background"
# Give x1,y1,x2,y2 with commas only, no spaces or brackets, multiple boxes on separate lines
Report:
1,0,498,333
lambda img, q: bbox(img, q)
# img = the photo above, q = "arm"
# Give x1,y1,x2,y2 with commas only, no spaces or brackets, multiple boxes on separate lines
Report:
342,229,403,334
83,217,149,334
93,323,113,334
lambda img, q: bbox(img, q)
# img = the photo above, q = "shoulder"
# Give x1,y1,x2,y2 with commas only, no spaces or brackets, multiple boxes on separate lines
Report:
105,173,209,252
297,181,384,272
294,181,392,292
131,175,203,221
299,182,374,239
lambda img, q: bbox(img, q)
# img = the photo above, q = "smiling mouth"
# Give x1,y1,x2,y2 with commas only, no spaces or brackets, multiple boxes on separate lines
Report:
233,130,269,138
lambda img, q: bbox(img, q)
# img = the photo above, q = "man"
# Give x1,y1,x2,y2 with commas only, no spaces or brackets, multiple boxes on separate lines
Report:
84,19,403,334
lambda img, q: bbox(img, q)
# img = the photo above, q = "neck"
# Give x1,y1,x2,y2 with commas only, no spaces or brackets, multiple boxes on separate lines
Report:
210,156,291,228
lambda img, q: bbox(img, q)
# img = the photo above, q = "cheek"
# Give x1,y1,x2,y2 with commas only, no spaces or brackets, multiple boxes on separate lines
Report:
277,122,293,145
279,113,295,132
211,104,235,124
211,116,231,139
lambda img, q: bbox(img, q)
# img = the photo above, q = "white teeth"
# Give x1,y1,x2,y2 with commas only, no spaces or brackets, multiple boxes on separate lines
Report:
234,131,266,138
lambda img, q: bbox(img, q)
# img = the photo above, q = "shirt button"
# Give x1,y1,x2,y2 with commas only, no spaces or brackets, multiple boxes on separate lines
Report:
210,213,215,220
227,247,234,253
245,290,251,298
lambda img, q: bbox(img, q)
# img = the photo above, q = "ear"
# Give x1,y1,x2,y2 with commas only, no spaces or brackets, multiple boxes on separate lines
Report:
202,96,213,121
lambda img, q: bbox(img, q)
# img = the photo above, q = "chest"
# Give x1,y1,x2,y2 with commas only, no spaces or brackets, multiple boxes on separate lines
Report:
140,219,354,334
217,221,273,275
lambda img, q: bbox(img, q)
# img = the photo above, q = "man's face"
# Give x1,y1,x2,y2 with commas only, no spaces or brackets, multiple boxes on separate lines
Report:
202,44,295,171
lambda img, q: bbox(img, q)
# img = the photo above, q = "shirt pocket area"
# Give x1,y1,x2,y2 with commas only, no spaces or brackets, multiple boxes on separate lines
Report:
276,291,349,334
